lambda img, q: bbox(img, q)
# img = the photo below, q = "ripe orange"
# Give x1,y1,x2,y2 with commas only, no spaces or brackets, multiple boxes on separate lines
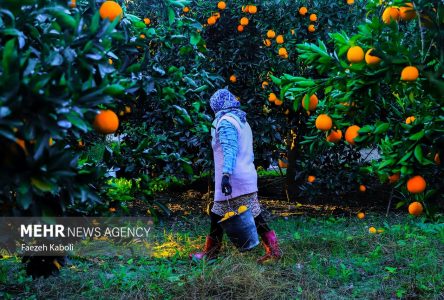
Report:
408,201,423,216
217,1,226,10
388,173,400,184
345,125,360,145
144,18,151,25
347,46,365,63
308,24,315,32
347,0,354,4
406,175,426,194
140,34,146,39
263,39,271,47
382,7,400,24
207,16,217,25
278,47,288,58
242,5,249,13
359,185,366,192
399,3,416,21
274,99,283,106
401,66,419,81
268,93,277,102
262,81,269,89
315,114,333,131
248,5,258,14
99,1,123,22
365,48,381,65
369,227,377,234
237,25,244,32
94,110,119,134
183,6,190,13
229,75,237,83
405,116,416,124
267,30,276,39
307,175,316,183
357,212,365,219
309,14,317,22
435,153,441,165
276,35,284,44
240,17,249,26
68,0,76,8
278,159,288,168
327,129,342,143
299,7,308,16
301,94,318,111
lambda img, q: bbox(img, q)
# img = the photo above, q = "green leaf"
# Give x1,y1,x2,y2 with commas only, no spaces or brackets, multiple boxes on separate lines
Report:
374,123,389,134
190,32,201,46
104,84,125,96
414,144,423,163
409,130,424,141
168,7,175,25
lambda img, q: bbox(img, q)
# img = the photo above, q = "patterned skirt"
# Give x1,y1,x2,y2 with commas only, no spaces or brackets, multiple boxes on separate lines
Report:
211,192,261,218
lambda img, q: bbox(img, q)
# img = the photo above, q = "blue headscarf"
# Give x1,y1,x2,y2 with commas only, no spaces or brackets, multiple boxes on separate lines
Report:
210,89,246,125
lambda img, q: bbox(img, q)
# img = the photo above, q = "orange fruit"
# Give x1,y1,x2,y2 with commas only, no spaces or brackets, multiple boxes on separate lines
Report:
240,17,249,26
389,173,400,184
399,3,416,21
268,93,277,102
382,7,400,24
248,5,258,14
357,212,365,219
230,75,237,83
299,7,308,16
276,35,284,44
359,185,366,192
315,114,333,131
347,0,354,4
406,175,426,194
140,34,146,39
237,25,244,32
369,227,377,234
327,129,342,143
347,46,365,63
301,94,318,111
183,6,190,13
309,14,317,22
345,125,360,145
401,66,419,81
108,58,113,65
99,1,123,22
263,39,272,47
405,116,416,124
144,18,151,25
217,1,226,10
207,16,217,25
307,175,316,183
93,110,119,134
278,47,288,58
274,99,283,106
365,48,381,65
68,0,76,8
109,207,116,213
267,30,276,39
278,159,288,168
408,201,423,216
435,153,440,165
262,81,269,89
308,24,315,32
242,5,249,13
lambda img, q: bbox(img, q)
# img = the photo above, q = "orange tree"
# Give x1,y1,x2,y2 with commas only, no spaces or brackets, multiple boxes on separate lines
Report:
0,0,151,216
275,0,443,215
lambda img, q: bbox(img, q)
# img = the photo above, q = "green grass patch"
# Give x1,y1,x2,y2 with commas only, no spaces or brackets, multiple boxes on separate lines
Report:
1,214,443,299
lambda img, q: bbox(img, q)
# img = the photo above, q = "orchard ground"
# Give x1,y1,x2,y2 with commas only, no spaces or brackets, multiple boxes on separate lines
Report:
1,200,443,299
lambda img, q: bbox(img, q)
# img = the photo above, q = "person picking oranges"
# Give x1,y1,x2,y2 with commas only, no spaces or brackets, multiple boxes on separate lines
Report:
189,89,282,263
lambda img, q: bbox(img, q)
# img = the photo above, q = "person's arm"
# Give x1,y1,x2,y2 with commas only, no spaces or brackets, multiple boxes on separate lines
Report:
217,119,239,175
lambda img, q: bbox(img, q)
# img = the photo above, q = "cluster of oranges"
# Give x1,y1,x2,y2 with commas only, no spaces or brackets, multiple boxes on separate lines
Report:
237,4,257,32
219,205,248,222
265,30,289,59
382,3,416,24
298,6,317,33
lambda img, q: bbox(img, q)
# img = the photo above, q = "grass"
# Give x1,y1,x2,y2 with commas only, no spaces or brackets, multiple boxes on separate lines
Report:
1,213,443,299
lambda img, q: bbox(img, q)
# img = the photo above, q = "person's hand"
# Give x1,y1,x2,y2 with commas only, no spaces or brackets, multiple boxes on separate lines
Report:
221,174,232,196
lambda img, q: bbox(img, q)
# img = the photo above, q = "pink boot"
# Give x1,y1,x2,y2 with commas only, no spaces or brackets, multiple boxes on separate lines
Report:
257,230,282,263
189,236,222,260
